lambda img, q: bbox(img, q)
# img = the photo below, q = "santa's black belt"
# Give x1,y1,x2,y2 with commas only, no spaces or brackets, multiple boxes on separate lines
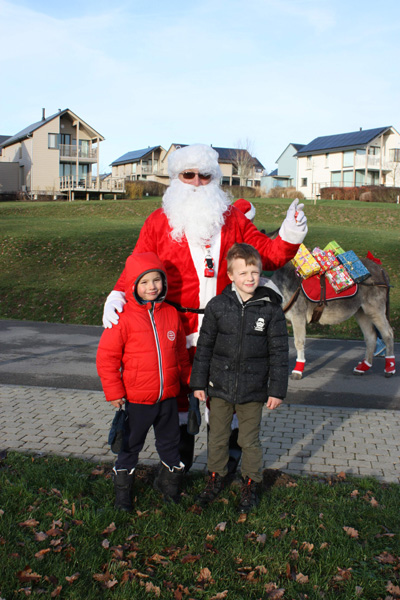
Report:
165,300,205,314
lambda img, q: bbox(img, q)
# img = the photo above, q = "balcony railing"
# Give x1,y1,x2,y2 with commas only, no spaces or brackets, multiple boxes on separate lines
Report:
59,144,97,159
59,175,125,192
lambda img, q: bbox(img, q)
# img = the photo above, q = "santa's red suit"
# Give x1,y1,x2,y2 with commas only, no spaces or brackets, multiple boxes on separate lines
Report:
109,206,298,410
111,205,299,404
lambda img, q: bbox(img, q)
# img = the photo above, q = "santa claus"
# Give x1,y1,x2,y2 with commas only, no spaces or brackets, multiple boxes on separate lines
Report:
103,144,307,469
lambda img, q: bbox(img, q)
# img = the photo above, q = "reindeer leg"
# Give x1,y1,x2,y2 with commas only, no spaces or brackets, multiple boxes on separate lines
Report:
361,300,396,377
353,308,375,375
289,312,306,380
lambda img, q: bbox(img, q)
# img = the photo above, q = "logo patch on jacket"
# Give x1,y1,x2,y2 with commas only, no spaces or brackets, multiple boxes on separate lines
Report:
167,330,176,341
254,317,265,332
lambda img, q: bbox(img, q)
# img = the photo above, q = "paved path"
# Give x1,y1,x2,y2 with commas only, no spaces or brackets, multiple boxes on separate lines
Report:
1,384,398,483
0,320,398,483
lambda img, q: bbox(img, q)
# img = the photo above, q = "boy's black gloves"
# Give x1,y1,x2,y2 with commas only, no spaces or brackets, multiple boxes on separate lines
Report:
187,392,202,435
108,407,127,454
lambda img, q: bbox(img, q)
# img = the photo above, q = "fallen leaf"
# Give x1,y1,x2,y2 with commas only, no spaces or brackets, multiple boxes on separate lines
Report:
19,519,39,528
210,591,228,600
264,583,285,599
256,534,267,544
34,549,51,560
197,567,213,583
343,526,359,538
237,513,247,523
34,532,48,542
337,471,346,479
375,552,397,564
320,542,329,549
17,568,42,583
296,573,309,584
51,586,62,597
102,522,117,535
215,522,227,532
333,567,352,582
350,490,359,498
300,542,314,553
102,539,110,549
369,496,379,507
144,581,161,596
386,581,400,596
206,534,216,541
181,554,201,564
65,573,80,584
355,586,363,596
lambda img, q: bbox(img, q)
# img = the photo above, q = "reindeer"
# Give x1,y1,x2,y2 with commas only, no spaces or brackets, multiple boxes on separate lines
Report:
269,258,395,379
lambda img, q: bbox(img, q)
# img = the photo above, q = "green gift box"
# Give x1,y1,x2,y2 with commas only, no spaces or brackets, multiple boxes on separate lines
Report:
323,240,345,256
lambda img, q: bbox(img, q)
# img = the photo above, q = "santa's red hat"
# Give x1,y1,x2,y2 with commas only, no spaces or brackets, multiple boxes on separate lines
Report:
233,198,256,221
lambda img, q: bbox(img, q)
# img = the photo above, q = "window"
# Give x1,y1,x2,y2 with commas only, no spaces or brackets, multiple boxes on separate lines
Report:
355,170,365,186
368,146,380,156
301,178,307,187
306,156,312,169
221,176,230,185
390,148,400,162
48,133,58,149
343,170,353,185
331,171,341,186
325,153,329,167
343,151,353,167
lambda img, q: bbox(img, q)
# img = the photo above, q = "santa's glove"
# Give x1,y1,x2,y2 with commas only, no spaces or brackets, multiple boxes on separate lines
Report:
279,198,308,244
102,290,126,328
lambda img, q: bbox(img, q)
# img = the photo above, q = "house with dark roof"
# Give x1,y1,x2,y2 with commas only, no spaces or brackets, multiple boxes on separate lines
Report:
261,143,304,192
0,109,116,198
111,143,265,187
111,146,167,182
295,126,400,198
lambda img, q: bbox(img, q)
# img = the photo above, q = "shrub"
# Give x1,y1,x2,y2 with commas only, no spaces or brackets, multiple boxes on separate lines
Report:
321,185,400,202
221,185,264,198
125,180,168,199
266,186,304,200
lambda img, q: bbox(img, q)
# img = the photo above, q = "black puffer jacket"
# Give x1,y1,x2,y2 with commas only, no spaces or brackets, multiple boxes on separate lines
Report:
190,283,289,404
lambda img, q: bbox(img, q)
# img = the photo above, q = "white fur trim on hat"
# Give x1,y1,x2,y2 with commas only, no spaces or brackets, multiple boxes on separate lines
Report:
233,198,256,221
168,144,222,181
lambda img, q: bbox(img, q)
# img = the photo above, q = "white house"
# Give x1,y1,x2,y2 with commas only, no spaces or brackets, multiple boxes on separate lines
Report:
296,126,400,198
261,143,304,192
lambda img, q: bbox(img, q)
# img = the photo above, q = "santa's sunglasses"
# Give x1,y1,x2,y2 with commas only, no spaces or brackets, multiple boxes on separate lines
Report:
181,171,212,181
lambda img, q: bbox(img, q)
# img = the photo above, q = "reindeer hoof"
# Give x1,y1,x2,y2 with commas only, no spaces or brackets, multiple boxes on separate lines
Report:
291,371,303,380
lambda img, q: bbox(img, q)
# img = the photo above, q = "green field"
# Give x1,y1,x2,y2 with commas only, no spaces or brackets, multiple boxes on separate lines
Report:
0,197,399,339
1,452,399,600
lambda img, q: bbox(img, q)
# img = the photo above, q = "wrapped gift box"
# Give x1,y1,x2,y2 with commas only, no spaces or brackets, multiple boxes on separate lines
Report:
292,244,321,279
312,247,339,272
326,264,354,293
337,250,371,283
323,240,345,256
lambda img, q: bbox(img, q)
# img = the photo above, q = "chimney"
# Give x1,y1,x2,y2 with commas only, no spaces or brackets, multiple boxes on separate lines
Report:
42,108,46,121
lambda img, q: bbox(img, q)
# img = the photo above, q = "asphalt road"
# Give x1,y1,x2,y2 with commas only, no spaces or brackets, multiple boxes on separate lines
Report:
0,319,399,410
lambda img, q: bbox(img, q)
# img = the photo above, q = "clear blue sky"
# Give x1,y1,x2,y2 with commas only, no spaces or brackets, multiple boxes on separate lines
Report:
1,0,399,174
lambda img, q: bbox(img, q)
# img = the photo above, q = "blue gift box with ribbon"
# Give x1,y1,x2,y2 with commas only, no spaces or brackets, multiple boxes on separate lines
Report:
337,250,371,283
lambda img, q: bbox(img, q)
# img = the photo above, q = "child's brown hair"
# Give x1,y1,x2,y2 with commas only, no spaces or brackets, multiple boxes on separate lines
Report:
226,243,262,273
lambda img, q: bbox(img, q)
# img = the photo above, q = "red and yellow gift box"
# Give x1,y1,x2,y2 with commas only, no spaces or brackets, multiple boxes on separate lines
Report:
292,244,321,279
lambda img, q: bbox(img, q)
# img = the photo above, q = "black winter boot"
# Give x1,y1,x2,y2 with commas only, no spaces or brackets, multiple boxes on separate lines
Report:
153,462,184,503
112,467,135,512
195,472,226,506
238,477,260,513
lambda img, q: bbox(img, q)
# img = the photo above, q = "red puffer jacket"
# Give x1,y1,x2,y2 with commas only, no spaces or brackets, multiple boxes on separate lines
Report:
96,252,191,404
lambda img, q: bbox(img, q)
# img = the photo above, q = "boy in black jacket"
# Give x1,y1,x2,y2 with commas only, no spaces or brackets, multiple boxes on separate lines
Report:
190,243,289,513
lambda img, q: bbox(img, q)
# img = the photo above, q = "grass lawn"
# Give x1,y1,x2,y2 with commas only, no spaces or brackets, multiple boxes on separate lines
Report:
1,452,399,599
0,197,399,339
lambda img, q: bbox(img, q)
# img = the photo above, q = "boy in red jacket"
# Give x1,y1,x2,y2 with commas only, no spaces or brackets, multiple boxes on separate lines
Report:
96,252,191,510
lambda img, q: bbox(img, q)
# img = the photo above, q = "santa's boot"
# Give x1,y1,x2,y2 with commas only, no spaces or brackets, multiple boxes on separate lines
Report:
112,467,135,512
153,461,185,503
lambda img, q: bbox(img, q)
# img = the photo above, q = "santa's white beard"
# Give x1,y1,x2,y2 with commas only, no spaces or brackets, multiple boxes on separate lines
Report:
162,179,231,246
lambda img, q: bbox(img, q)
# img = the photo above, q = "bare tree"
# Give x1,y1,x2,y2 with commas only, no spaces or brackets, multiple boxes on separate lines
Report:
230,139,256,186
